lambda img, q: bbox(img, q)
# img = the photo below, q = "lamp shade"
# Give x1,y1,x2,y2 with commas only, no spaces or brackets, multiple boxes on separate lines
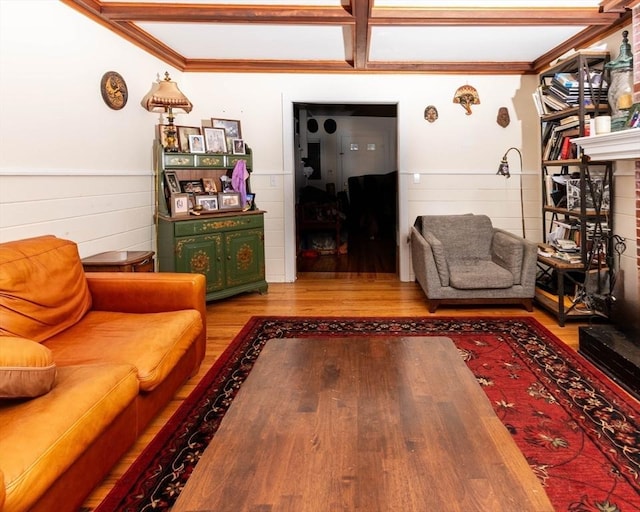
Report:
141,72,192,114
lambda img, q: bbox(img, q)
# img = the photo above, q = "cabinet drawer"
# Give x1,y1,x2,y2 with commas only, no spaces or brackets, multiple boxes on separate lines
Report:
226,155,252,168
196,154,225,167
164,153,195,167
174,213,264,237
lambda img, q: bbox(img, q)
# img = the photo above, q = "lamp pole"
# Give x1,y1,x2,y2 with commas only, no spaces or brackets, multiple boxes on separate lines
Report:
497,147,525,239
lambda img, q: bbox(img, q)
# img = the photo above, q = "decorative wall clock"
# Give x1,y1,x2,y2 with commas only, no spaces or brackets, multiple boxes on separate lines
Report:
100,71,128,110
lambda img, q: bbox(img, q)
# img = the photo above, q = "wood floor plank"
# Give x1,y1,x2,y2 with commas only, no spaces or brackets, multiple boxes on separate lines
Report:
82,276,583,509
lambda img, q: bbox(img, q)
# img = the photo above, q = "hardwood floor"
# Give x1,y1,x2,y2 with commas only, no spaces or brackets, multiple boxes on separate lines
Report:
297,231,397,273
82,275,585,509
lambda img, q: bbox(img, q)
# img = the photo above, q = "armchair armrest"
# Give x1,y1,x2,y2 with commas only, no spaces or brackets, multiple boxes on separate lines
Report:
491,230,537,290
410,226,449,291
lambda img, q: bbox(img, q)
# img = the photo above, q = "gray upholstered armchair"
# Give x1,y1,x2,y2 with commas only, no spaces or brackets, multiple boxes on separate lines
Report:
410,214,537,312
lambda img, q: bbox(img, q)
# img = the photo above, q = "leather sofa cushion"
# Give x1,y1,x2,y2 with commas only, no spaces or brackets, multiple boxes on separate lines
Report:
0,337,57,398
0,236,92,342
45,309,202,392
0,363,138,512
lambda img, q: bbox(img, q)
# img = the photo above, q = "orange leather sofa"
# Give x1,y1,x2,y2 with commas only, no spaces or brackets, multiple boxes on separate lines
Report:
0,235,206,512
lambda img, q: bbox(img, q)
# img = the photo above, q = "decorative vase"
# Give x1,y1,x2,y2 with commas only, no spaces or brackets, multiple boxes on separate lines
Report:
605,30,634,132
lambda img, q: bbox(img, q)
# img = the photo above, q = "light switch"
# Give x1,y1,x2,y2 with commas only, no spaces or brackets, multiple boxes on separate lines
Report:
413,173,421,184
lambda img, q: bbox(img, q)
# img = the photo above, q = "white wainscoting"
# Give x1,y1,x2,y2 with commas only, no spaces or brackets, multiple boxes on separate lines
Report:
0,170,155,259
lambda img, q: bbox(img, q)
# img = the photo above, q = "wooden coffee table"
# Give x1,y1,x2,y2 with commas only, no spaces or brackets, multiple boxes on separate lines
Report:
172,336,553,511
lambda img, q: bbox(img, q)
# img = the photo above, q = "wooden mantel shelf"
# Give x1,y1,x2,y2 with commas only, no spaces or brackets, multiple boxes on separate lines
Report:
572,129,640,161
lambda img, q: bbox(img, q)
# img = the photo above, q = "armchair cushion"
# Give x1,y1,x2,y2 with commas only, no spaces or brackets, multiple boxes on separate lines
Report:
448,260,515,289
421,214,493,260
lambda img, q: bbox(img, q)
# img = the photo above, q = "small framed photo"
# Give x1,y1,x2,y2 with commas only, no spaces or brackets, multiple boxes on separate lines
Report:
218,191,242,211
164,171,181,194
180,179,204,194
189,134,206,153
196,195,219,211
202,177,217,194
171,193,190,217
232,138,246,155
211,118,241,146
176,126,201,152
243,192,255,211
203,127,228,154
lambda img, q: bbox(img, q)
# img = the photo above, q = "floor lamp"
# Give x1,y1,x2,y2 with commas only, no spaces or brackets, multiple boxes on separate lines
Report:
497,147,526,239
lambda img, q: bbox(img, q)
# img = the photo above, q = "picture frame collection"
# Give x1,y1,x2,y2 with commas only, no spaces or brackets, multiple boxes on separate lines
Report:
163,166,255,218
173,118,246,155
161,117,256,217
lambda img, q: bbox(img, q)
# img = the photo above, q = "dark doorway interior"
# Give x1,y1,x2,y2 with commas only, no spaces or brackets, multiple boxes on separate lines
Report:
294,103,398,274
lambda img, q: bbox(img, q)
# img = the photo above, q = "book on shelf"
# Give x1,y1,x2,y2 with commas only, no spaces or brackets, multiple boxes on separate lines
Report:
560,114,580,125
542,90,570,111
547,220,576,245
543,125,580,161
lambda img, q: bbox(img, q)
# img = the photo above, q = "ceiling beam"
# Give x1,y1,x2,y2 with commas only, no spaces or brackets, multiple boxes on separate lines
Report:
100,4,354,24
371,8,619,25
353,0,372,69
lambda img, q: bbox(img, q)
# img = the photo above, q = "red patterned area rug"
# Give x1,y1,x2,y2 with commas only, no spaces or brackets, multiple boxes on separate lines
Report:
96,317,640,512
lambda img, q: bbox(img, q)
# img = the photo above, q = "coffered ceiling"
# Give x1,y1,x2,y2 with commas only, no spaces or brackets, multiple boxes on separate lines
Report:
62,0,635,74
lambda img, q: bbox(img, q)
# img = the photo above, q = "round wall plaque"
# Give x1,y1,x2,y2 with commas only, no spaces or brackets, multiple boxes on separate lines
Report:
324,118,337,134
100,71,128,110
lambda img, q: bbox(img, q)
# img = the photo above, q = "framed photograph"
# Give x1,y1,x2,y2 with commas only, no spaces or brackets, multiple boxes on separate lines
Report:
232,138,246,155
211,118,241,146
176,126,201,152
203,127,228,153
202,177,217,194
243,192,255,211
189,134,206,153
171,193,190,217
164,171,181,195
196,195,219,211
218,191,242,211
180,179,204,194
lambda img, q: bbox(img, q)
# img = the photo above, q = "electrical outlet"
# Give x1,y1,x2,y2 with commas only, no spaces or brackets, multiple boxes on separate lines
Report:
270,175,276,187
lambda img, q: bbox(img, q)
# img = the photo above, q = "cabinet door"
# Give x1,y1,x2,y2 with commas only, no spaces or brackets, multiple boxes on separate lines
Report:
175,234,225,292
224,228,265,287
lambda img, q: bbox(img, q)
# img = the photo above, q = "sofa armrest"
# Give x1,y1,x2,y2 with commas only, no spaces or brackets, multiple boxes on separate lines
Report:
86,272,207,360
86,272,205,314
410,226,449,292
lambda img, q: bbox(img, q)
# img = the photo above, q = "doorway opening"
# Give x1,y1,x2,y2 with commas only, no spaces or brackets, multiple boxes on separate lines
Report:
293,103,398,275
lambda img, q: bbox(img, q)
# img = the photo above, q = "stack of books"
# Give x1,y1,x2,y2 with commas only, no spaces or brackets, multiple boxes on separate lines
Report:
549,71,608,108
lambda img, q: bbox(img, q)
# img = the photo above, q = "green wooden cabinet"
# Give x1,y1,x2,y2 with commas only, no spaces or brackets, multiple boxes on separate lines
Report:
154,141,266,301
158,211,267,301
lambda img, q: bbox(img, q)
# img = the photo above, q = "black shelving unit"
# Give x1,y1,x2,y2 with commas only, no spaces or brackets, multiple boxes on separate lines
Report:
535,51,614,326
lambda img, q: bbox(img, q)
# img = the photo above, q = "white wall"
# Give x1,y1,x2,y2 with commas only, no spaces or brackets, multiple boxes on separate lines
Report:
1,1,635,293
0,0,177,256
